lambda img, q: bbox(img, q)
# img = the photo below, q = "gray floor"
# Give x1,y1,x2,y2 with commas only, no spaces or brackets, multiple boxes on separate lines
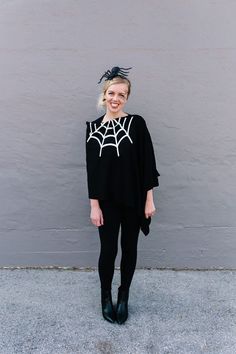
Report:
0,269,236,354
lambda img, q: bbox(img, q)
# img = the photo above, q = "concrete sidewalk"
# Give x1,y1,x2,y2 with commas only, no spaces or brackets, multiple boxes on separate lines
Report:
0,268,236,354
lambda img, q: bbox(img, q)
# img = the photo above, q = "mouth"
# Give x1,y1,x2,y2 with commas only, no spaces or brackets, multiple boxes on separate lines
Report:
110,103,119,108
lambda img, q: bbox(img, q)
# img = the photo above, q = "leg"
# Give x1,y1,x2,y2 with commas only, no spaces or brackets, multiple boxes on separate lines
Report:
120,206,140,291
116,206,140,324
98,200,121,291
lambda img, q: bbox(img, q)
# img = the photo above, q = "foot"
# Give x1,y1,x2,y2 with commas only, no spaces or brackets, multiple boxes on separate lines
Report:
116,286,129,324
101,289,116,323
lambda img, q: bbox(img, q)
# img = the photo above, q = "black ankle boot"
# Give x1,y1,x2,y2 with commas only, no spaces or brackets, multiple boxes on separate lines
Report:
101,289,116,323
116,286,129,324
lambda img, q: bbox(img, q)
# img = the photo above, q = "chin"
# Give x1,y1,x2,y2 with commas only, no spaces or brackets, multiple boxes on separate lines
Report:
109,106,120,113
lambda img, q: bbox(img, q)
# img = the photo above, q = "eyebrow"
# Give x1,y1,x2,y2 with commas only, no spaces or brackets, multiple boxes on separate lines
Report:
108,90,127,95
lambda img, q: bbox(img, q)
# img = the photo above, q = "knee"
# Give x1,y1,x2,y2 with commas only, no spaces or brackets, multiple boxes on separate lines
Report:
121,243,137,256
100,245,118,260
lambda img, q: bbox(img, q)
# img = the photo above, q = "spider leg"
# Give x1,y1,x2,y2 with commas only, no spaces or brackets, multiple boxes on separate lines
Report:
119,67,132,77
119,67,132,72
98,70,112,83
98,74,106,84
98,71,109,84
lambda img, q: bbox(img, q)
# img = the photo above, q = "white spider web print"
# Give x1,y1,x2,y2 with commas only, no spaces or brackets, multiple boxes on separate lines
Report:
87,116,134,157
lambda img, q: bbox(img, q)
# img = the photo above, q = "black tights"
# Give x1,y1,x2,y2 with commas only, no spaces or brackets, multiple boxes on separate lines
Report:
98,200,140,291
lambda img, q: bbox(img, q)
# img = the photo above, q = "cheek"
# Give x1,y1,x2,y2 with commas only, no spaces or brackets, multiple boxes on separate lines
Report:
105,95,112,102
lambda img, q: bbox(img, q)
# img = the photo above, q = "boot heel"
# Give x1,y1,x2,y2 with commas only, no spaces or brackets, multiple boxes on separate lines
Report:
101,289,116,323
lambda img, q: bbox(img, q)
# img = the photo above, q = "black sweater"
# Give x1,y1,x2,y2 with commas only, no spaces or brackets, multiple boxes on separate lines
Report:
85,114,160,236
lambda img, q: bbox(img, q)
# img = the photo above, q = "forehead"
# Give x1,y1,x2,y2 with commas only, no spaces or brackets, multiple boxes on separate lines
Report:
107,83,128,93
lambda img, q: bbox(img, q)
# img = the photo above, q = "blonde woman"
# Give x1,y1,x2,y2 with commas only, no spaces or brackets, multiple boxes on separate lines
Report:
85,66,160,324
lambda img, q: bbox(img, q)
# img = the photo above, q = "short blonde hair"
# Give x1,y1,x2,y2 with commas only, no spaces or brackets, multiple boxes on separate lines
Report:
97,76,131,110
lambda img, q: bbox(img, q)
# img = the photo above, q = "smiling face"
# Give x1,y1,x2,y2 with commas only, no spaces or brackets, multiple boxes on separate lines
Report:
104,83,129,116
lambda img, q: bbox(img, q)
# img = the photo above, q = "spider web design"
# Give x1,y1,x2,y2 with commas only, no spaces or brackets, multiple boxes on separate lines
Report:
87,116,134,157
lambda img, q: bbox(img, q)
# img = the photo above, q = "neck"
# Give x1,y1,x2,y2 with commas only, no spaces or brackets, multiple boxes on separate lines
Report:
104,111,127,120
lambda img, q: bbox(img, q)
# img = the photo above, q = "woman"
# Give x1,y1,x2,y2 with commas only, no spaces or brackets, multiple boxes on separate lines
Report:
85,66,160,324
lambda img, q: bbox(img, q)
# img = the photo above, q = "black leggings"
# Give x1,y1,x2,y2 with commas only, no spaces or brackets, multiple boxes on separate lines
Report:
98,200,140,291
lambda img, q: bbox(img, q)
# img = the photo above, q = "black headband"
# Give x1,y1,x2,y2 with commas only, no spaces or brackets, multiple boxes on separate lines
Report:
98,66,132,84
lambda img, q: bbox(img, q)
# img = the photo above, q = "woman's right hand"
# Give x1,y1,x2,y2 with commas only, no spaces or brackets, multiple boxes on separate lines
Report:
90,206,104,227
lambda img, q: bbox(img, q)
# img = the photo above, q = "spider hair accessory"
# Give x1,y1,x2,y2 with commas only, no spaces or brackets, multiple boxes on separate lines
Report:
98,66,132,84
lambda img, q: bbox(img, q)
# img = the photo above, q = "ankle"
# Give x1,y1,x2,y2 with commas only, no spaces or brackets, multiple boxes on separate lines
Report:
101,286,112,291
118,287,129,303
118,285,129,292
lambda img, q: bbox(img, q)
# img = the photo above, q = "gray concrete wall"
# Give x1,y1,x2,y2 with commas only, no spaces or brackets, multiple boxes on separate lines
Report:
0,0,236,268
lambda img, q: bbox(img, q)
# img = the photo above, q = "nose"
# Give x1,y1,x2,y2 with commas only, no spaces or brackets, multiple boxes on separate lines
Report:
112,94,119,101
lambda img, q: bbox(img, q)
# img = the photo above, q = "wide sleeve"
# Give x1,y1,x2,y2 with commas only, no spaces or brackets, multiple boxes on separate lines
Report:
136,117,160,236
85,121,99,199
140,118,160,192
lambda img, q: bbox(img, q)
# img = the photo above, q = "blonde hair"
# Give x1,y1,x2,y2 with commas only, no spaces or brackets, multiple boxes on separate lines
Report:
97,76,131,110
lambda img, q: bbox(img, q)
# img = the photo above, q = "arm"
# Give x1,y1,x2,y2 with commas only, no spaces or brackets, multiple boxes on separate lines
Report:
90,199,104,227
144,189,156,219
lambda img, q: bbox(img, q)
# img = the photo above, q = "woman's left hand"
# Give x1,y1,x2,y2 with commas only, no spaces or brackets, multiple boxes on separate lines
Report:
144,199,156,219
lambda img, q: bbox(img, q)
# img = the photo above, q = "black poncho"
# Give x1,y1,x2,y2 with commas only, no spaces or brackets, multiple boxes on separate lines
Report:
85,114,160,236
